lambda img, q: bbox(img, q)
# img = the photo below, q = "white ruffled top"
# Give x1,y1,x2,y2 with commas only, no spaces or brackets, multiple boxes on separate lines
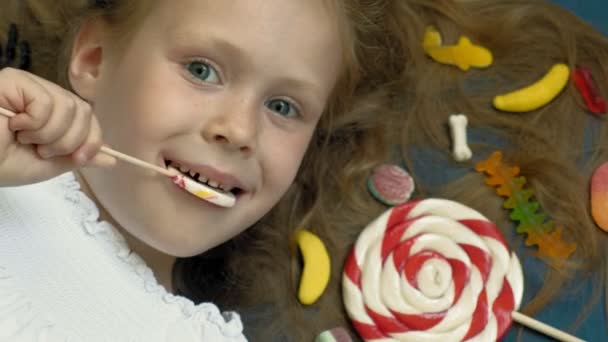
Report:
0,173,247,342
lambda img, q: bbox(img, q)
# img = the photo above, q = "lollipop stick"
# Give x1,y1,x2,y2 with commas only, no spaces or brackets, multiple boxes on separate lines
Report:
99,146,174,177
0,106,16,118
512,311,585,342
605,253,608,336
0,107,174,177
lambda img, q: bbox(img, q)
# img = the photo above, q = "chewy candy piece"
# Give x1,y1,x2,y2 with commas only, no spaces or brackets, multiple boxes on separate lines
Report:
315,327,353,342
493,63,570,113
573,66,607,116
449,114,473,162
503,178,553,236
425,36,493,71
500,176,527,198
503,181,534,205
525,228,577,260
342,199,523,341
509,201,545,233
169,166,236,208
591,162,608,232
296,229,331,305
475,151,577,261
475,151,520,196
368,164,415,206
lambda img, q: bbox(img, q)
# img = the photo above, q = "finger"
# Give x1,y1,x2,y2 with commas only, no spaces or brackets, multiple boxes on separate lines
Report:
36,107,92,159
17,71,73,130
74,116,117,169
0,69,55,131
25,72,84,104
13,71,92,140
20,72,87,132
16,96,77,145
72,114,105,166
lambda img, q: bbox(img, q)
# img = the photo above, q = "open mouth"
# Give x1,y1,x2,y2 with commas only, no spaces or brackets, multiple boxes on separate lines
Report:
164,159,244,197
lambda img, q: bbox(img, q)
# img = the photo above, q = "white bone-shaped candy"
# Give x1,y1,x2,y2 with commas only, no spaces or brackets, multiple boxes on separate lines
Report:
449,114,473,162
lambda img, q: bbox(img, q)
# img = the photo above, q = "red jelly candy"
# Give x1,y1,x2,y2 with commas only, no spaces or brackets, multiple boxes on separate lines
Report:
573,66,607,115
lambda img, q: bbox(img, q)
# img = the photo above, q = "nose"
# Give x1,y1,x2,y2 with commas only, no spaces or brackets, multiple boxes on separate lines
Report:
201,100,259,156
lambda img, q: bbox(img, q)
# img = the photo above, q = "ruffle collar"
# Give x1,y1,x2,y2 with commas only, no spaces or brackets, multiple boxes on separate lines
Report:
55,172,244,339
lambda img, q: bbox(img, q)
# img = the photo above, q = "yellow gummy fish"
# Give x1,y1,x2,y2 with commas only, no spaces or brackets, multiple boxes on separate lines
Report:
423,26,493,71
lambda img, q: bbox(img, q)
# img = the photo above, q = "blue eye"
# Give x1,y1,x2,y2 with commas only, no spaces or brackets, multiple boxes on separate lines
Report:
266,99,298,118
186,60,220,84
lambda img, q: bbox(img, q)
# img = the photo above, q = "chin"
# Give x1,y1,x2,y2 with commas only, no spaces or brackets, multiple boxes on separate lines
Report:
167,249,205,258
156,243,205,258
157,235,222,258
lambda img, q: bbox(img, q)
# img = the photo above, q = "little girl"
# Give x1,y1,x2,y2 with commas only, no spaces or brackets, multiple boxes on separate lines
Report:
2,0,608,341
174,0,607,341
0,0,345,340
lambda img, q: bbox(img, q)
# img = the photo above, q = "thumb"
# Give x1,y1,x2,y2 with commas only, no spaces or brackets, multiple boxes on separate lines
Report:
71,142,117,170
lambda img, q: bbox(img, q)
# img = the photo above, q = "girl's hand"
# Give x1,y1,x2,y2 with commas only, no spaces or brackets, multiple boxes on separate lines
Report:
0,68,115,187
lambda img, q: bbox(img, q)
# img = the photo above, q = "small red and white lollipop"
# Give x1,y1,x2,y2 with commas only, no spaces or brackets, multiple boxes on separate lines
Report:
342,198,524,341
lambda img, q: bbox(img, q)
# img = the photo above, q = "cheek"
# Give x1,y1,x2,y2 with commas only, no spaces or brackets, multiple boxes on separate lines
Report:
263,130,313,191
98,66,192,141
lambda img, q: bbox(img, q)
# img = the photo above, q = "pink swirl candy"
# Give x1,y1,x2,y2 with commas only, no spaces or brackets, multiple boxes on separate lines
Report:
342,199,523,341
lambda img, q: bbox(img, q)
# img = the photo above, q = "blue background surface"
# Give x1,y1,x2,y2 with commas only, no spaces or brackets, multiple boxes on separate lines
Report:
555,0,608,35
415,2,607,340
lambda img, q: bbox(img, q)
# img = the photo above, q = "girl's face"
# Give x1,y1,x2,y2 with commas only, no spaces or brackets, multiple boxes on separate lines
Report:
73,0,342,256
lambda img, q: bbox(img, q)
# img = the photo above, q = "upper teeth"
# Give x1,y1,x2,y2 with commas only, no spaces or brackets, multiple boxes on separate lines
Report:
168,161,232,192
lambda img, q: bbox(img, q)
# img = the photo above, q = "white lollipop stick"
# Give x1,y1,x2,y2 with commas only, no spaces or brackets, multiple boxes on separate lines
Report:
512,312,585,342
99,146,175,177
0,107,16,118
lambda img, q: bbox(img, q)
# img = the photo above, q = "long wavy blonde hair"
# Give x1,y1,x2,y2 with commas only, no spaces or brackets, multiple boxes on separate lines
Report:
4,0,607,340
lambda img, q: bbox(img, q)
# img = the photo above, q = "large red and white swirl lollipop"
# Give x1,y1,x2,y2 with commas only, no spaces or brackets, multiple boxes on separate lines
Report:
342,199,524,341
